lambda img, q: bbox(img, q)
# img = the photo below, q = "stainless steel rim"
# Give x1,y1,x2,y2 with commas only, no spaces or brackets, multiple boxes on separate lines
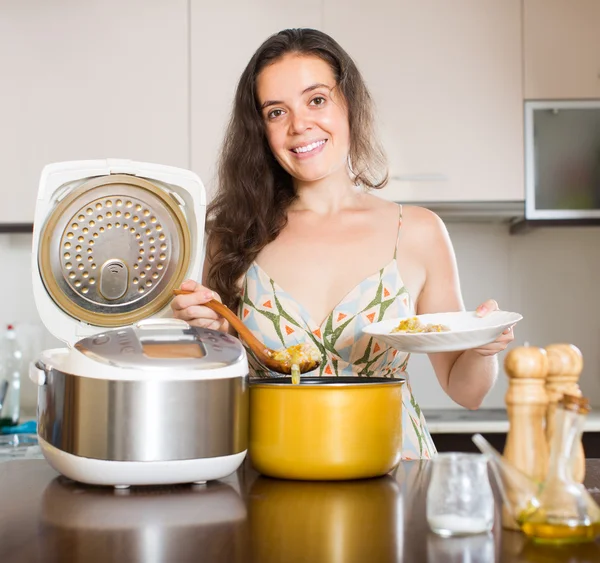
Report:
250,376,405,388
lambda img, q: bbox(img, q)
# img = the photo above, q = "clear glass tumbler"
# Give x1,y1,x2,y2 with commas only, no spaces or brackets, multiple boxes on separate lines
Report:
426,452,494,537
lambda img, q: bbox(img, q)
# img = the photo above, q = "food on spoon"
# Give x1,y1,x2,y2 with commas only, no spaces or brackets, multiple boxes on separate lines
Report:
291,363,301,385
270,342,320,374
391,317,450,334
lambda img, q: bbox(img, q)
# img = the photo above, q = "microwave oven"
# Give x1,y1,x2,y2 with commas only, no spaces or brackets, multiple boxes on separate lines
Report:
524,100,600,220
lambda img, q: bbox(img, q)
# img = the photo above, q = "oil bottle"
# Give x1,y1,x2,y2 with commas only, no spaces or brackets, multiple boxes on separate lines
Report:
474,394,600,543
518,395,600,543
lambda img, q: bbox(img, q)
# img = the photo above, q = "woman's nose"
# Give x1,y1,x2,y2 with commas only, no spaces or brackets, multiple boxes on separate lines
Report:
289,110,311,134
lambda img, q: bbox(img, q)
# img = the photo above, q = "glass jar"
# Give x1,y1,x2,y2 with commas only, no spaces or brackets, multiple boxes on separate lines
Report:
426,452,495,537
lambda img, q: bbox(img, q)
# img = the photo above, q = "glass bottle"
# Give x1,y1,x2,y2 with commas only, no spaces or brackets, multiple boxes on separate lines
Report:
0,325,22,428
471,433,542,524
519,395,600,543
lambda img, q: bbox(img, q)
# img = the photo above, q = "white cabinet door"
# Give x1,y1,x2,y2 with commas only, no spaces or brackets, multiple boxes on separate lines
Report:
323,0,524,203
0,0,189,225
524,0,600,100
190,2,322,194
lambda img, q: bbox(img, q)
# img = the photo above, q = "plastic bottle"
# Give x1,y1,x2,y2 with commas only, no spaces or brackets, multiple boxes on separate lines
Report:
0,325,23,428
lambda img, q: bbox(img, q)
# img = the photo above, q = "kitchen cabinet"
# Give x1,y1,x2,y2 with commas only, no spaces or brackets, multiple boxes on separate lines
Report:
432,432,600,458
524,0,600,100
322,0,524,203
0,0,189,225
190,1,322,193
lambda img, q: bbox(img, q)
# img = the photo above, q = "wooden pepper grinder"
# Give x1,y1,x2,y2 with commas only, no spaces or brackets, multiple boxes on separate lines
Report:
502,345,549,530
545,343,585,483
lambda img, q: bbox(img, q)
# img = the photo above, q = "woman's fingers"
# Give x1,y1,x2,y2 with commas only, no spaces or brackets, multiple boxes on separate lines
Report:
170,281,229,332
171,292,215,311
186,317,226,330
475,299,499,317
471,325,515,356
175,305,221,323
180,279,201,292
171,280,217,312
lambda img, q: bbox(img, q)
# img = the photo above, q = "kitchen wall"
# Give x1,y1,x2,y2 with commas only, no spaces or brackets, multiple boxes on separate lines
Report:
410,223,600,410
4,220,600,414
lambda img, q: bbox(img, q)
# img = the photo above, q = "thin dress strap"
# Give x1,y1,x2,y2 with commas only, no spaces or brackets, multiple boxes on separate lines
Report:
393,204,403,260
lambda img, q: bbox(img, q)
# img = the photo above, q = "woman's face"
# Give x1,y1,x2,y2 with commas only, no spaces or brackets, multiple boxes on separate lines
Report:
256,54,351,185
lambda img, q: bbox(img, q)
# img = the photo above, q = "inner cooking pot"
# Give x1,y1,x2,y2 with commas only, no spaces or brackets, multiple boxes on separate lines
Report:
249,376,404,481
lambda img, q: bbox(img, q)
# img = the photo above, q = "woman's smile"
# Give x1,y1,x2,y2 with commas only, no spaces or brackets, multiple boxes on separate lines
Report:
290,139,327,158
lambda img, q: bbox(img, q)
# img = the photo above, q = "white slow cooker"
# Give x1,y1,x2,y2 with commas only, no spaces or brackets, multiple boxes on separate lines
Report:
29,159,249,487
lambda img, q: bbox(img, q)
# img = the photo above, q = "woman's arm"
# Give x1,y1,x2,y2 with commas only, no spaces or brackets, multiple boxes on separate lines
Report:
413,209,511,409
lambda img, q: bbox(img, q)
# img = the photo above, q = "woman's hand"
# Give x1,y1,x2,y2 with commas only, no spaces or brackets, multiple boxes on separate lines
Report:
171,279,229,332
471,298,515,356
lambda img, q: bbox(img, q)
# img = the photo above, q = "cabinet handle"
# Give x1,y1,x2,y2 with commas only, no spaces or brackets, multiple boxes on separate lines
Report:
390,174,448,182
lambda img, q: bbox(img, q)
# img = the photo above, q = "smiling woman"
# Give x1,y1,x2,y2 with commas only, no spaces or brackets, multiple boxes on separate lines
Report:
171,28,515,460
256,55,352,185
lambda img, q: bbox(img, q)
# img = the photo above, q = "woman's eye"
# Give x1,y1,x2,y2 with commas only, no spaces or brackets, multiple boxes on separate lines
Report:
267,108,284,119
310,96,326,106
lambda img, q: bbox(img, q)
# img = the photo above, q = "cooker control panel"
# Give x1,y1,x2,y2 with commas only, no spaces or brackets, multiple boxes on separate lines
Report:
74,326,245,370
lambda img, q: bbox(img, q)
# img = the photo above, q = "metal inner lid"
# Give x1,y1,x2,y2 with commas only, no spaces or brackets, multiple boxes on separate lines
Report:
38,174,191,327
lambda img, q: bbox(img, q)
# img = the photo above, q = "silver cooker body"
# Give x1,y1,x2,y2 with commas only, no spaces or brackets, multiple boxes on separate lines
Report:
36,368,248,462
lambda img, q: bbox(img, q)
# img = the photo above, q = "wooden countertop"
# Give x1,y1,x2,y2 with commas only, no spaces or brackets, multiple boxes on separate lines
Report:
1,459,600,562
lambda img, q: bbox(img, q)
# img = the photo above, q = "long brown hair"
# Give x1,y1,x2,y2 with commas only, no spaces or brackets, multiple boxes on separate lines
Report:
206,28,388,310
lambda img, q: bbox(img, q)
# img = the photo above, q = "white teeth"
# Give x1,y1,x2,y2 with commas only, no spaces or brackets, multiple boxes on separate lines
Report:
292,140,325,154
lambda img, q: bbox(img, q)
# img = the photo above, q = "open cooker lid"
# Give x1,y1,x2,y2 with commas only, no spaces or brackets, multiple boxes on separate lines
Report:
33,160,205,345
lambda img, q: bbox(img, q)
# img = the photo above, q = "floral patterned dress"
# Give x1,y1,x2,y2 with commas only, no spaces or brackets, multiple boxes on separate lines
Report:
238,208,436,459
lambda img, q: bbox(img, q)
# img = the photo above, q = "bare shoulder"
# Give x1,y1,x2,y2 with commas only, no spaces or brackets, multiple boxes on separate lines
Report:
360,192,393,209
400,205,449,241
359,197,449,242
361,193,402,220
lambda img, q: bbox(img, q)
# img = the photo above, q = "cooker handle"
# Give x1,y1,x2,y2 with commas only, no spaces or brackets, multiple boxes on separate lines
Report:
135,318,190,330
29,361,47,386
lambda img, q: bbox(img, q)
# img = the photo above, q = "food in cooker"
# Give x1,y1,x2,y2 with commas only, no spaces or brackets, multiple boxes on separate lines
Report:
271,342,320,376
391,317,450,334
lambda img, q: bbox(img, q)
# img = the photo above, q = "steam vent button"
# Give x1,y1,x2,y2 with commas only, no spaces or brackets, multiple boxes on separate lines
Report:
99,260,129,300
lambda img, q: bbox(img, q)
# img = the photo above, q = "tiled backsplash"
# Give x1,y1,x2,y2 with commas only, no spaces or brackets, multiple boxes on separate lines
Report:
3,223,599,413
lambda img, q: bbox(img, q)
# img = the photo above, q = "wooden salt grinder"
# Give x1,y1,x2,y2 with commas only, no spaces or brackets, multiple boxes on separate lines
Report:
502,345,549,530
545,343,585,482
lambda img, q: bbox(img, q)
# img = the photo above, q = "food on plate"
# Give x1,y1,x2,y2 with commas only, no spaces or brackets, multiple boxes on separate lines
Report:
391,317,450,334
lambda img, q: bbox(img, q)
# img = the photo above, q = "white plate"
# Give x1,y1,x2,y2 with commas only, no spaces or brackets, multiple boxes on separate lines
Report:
362,311,523,354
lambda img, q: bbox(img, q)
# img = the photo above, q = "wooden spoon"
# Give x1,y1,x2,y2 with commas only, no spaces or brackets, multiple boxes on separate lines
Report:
172,289,320,375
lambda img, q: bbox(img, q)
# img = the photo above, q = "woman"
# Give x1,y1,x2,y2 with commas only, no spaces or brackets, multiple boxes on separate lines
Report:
172,28,514,459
